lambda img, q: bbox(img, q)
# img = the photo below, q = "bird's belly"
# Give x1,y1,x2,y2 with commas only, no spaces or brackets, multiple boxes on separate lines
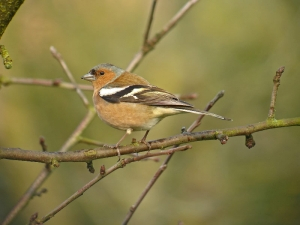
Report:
94,100,162,131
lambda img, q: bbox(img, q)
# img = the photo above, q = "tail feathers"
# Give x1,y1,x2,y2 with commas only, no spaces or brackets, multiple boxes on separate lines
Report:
174,108,232,121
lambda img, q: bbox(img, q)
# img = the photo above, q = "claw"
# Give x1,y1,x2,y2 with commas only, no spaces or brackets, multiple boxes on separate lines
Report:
139,139,151,150
103,144,121,161
139,130,151,153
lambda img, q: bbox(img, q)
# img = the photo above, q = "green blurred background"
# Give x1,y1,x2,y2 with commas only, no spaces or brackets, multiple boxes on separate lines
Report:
1,0,300,224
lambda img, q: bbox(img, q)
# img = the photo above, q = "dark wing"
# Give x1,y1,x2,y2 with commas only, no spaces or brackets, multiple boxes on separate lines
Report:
99,85,232,121
100,85,194,108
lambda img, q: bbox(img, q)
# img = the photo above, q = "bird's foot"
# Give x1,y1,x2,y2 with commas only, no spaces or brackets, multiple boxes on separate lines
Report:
103,144,121,161
138,130,151,153
139,138,151,155
139,139,151,150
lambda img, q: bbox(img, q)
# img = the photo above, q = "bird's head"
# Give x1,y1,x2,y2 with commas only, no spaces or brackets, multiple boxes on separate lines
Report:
81,63,125,88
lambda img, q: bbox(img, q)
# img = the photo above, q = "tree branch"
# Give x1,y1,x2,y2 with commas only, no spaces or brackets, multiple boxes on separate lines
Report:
143,0,157,46
50,46,90,107
0,76,93,90
188,90,225,132
78,136,104,147
1,117,299,163
268,66,285,119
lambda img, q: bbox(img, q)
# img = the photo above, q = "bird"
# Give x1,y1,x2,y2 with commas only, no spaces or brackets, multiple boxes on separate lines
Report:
81,63,231,159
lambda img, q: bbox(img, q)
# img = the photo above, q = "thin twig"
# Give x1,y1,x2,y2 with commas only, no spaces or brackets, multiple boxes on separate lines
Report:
122,164,167,225
36,145,191,224
39,136,47,152
174,90,225,164
0,76,93,90
122,164,169,225
143,0,158,46
136,154,160,162
188,90,225,132
268,66,285,119
50,46,90,107
78,136,104,147
126,0,199,72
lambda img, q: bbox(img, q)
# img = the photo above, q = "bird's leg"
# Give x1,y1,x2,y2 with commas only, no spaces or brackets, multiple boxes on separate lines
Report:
139,130,151,150
104,128,132,161
114,128,132,161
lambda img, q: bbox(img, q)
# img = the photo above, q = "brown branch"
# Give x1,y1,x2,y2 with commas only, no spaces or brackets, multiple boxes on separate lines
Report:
1,118,299,163
143,0,157,46
50,46,90,107
188,90,225,132
78,136,104,147
0,76,93,90
268,66,285,119
39,136,47,152
34,145,191,224
126,0,199,72
122,164,167,225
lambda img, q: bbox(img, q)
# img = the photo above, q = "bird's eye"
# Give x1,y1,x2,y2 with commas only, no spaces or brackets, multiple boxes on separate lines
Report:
90,69,96,75
99,71,105,75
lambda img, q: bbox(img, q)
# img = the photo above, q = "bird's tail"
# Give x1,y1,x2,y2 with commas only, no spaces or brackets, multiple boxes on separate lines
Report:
174,108,232,121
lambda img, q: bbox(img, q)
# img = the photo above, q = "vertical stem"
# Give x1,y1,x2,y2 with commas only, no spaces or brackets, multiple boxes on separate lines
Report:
268,66,285,119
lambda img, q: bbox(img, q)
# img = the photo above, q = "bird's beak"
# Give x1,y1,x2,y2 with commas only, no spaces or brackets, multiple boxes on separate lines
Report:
81,73,96,81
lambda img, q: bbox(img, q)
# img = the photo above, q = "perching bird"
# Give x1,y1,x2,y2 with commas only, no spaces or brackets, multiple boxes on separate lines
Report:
81,63,231,158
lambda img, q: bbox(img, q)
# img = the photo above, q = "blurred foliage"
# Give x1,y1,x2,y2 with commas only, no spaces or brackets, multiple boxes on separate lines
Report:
1,0,300,224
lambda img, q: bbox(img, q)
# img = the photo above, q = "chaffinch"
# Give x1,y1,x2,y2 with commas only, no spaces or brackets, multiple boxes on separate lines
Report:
81,63,231,158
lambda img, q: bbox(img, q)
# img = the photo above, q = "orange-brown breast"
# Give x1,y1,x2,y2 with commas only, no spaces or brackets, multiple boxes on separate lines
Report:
93,93,162,131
